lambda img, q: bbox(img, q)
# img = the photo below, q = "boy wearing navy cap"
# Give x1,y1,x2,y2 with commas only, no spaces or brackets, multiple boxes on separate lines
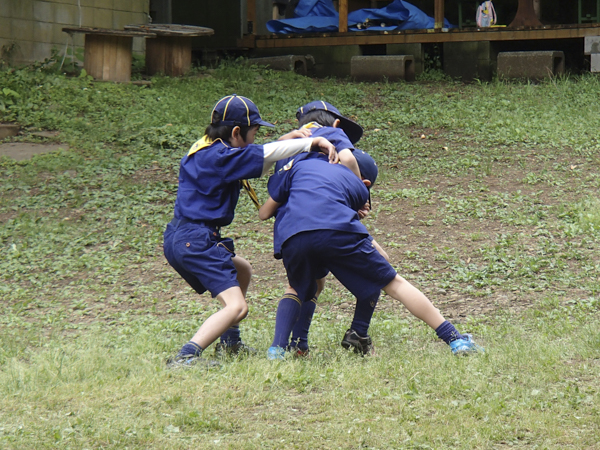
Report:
164,94,338,368
259,149,483,359
271,101,386,356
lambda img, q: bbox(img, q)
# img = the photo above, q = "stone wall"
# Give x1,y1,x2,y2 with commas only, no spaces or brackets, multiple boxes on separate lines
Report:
0,0,149,66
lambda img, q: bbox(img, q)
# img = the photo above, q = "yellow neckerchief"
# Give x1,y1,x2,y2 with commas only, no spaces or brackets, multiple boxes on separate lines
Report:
301,121,323,131
186,135,261,211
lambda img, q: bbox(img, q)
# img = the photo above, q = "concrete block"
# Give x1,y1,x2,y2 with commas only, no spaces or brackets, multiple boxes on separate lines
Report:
94,0,114,8
78,7,96,28
592,54,600,72
114,0,133,12
0,124,20,140
386,43,424,74
113,11,134,29
12,19,35,42
33,1,54,22
351,55,415,82
247,55,315,76
11,0,34,20
0,1,11,17
497,51,565,80
443,41,494,81
92,7,113,28
0,18,12,39
32,41,54,61
584,36,600,55
33,21,54,43
55,4,79,25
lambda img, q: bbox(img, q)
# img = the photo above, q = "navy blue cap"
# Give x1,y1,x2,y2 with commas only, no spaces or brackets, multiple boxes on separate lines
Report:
296,100,363,144
353,150,378,186
211,94,275,128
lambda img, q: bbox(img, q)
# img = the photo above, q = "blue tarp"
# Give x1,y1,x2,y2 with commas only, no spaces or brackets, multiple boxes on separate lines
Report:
266,0,453,34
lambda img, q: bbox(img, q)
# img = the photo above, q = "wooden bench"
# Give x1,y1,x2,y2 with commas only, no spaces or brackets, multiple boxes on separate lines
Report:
124,24,214,77
62,27,156,83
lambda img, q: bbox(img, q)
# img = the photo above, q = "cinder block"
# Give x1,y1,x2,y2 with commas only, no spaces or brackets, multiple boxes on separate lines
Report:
12,19,35,41
77,7,95,28
247,55,315,76
11,0,34,20
584,36,600,55
92,7,113,28
95,0,115,9
351,55,415,82
114,0,133,12
443,41,495,81
33,1,53,22
113,11,134,29
54,4,79,25
0,18,12,39
32,41,54,61
386,43,424,74
33,21,54,43
0,1,11,17
497,51,565,80
591,54,600,72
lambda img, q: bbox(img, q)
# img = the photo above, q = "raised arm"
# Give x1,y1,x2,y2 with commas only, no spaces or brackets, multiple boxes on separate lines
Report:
259,196,281,220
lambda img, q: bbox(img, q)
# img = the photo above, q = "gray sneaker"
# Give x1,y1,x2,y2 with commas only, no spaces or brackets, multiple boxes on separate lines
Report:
214,341,257,357
166,354,221,369
341,329,374,356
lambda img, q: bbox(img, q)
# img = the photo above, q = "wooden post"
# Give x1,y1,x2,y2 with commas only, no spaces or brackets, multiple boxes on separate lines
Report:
339,0,348,33
145,36,192,77
84,34,133,83
434,0,445,30
509,0,543,27
247,0,256,34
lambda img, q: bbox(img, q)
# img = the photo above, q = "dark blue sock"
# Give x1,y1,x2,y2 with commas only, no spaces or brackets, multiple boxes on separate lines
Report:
350,293,379,337
178,341,203,357
271,294,302,349
220,325,241,346
435,321,465,344
290,297,317,351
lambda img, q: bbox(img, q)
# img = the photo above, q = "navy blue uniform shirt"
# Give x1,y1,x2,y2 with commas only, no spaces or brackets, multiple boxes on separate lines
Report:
174,138,264,226
268,152,370,258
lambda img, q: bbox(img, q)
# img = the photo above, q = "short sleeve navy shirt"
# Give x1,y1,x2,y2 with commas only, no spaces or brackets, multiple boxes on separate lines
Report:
174,139,264,226
267,152,370,258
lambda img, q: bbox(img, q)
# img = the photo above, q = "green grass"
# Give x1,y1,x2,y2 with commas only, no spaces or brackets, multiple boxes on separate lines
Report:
1,63,600,448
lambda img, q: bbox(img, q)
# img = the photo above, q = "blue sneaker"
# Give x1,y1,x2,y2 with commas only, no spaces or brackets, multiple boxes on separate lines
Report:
450,334,484,355
166,354,221,369
267,346,286,360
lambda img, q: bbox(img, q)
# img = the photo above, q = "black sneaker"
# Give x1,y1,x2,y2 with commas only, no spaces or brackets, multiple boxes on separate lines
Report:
166,354,221,369
341,329,374,356
214,341,257,357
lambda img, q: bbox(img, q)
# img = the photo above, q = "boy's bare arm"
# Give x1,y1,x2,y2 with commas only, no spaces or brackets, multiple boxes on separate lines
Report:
259,197,281,220
338,148,361,178
278,128,312,141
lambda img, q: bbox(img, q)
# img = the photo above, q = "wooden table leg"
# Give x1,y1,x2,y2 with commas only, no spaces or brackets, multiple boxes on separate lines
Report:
84,34,133,82
509,0,543,28
145,36,192,77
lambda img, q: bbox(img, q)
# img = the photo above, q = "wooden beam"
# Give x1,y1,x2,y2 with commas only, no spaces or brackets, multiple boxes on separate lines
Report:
434,0,445,30
339,0,348,33
247,0,256,34
245,25,600,48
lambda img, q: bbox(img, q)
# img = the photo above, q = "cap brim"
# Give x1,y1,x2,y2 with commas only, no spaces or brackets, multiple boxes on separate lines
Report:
256,119,275,127
336,117,363,144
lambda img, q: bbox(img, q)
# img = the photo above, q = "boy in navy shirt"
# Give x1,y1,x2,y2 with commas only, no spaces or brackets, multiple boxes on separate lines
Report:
259,151,483,359
164,95,338,368
272,101,387,356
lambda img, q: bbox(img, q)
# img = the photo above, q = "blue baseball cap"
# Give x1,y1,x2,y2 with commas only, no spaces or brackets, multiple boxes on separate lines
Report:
296,100,363,144
211,94,275,128
353,150,378,186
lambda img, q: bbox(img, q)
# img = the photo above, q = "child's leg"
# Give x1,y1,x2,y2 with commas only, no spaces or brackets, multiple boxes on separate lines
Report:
289,276,326,351
382,275,472,346
382,275,445,329
219,256,252,347
189,285,249,350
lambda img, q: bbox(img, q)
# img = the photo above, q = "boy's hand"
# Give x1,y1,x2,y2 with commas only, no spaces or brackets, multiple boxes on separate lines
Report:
278,128,312,141
311,137,339,164
358,202,370,219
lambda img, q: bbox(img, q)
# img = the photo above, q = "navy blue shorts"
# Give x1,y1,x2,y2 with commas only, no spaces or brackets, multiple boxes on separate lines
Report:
163,220,239,298
281,230,397,303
